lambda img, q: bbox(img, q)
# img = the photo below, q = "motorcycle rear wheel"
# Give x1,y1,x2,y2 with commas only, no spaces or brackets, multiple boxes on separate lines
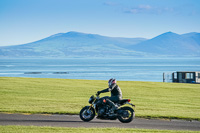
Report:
117,106,134,123
80,106,95,122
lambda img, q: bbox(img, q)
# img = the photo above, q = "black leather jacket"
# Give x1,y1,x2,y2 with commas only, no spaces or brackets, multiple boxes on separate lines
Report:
99,83,122,98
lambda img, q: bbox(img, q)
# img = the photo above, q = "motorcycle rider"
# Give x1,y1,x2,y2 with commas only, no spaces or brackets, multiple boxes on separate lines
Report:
97,78,122,113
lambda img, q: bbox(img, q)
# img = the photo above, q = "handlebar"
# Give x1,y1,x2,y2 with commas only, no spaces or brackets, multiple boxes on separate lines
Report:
96,93,99,97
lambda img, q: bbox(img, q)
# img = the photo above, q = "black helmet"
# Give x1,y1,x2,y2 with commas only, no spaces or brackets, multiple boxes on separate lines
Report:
108,78,116,86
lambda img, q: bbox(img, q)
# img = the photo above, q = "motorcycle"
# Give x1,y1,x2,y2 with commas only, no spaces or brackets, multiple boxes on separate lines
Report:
79,93,135,123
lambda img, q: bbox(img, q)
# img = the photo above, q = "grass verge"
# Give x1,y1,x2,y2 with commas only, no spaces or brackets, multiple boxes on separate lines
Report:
0,77,200,121
0,126,200,133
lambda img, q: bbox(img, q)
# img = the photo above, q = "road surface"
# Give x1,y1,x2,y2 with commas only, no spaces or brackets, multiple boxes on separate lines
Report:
0,113,200,131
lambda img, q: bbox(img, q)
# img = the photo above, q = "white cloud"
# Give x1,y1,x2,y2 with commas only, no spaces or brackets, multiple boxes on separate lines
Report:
138,5,152,10
103,2,118,6
124,5,175,15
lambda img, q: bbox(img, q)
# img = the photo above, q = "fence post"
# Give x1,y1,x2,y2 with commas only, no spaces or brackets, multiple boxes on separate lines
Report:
163,73,165,82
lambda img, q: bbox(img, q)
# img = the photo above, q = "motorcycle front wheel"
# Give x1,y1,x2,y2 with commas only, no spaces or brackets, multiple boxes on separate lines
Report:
117,106,134,123
80,106,95,122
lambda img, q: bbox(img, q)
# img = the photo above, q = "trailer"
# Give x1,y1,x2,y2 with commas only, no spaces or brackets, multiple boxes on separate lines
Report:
172,71,200,83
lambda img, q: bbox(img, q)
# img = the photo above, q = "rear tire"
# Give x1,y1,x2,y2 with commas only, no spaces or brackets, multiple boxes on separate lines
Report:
80,106,95,122
117,106,134,123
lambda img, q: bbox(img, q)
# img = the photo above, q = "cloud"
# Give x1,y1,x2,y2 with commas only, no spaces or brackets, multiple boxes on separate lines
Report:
138,5,152,10
124,5,175,15
124,5,153,14
103,2,118,6
103,2,198,17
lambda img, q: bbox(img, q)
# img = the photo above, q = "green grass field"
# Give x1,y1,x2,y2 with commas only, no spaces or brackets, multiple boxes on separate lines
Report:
0,126,199,133
0,77,200,120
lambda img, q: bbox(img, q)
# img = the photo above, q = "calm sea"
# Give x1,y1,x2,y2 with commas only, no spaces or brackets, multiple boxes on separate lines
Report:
0,58,200,82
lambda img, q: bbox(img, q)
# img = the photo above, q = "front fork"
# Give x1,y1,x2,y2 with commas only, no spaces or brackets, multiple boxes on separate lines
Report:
88,99,97,113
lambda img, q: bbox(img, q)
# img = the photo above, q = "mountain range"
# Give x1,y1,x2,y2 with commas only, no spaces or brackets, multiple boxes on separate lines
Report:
0,31,200,58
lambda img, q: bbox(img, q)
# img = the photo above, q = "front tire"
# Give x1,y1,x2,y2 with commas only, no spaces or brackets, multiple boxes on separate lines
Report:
80,106,95,122
117,106,134,123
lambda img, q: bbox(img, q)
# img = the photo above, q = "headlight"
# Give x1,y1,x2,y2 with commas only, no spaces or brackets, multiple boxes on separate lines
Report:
89,95,95,104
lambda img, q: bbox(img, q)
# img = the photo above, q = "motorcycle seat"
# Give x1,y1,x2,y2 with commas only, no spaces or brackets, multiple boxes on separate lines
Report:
117,99,129,105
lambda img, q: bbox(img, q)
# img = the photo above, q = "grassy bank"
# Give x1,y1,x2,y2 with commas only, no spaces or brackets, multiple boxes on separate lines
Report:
0,126,199,133
0,77,199,120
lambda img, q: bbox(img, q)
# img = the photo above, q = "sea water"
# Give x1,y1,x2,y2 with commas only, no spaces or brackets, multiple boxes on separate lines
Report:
0,58,200,82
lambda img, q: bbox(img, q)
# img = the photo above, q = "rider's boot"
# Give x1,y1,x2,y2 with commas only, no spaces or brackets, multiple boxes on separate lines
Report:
106,99,118,113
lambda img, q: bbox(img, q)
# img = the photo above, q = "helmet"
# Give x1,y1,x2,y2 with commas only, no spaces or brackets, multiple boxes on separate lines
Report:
108,78,116,86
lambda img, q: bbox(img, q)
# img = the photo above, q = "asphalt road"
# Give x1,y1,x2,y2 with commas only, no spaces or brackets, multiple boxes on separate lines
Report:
0,113,200,131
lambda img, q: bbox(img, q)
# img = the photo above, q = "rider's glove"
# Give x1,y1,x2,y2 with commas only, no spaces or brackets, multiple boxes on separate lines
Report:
97,91,101,95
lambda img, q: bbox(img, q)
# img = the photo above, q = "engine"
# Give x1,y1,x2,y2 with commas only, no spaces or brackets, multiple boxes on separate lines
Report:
98,107,105,116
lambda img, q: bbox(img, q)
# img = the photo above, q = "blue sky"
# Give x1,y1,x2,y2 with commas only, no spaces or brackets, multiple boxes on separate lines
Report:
0,0,200,46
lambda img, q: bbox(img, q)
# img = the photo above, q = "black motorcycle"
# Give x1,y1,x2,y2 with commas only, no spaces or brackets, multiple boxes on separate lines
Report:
79,93,135,123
